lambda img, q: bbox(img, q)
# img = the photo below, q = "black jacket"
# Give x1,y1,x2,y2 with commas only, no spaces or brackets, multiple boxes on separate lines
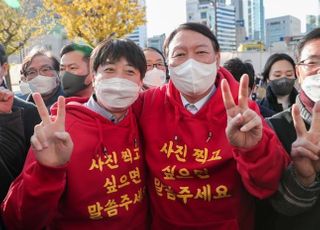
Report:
0,97,40,200
0,97,40,229
259,86,298,115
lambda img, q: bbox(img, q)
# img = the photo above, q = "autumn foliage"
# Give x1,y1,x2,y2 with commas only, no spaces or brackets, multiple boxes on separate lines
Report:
0,0,52,55
43,0,146,46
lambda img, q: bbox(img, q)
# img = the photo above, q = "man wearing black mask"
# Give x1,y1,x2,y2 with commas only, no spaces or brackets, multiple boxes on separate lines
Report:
60,43,93,98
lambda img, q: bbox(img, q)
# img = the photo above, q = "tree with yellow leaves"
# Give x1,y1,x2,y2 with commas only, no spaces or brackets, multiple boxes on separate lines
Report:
43,0,146,47
0,0,53,55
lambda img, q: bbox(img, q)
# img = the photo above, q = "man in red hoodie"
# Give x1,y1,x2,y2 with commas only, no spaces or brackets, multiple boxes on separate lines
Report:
1,39,149,229
133,22,290,230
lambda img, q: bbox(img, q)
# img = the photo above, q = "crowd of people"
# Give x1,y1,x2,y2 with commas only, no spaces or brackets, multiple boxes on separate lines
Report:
0,23,320,230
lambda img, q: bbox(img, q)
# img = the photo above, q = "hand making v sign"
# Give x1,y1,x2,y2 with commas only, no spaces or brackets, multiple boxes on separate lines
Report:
221,74,263,149
30,93,73,167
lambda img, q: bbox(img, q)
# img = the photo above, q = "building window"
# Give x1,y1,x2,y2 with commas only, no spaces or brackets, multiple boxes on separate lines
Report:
201,12,207,19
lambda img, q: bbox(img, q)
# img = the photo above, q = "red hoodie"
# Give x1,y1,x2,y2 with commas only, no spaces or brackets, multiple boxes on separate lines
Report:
133,67,290,230
1,97,148,230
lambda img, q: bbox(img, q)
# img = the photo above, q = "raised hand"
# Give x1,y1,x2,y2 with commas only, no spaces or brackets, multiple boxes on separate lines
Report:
291,101,320,187
222,74,262,148
30,93,73,167
0,87,14,114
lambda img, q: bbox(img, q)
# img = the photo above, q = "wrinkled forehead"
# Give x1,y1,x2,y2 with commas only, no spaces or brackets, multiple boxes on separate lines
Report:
28,55,54,69
299,39,320,60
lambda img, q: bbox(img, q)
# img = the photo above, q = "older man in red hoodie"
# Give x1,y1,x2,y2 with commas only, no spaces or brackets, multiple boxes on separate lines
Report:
133,22,290,230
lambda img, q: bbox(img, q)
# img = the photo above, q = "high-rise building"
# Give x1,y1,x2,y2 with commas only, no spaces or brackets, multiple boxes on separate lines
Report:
306,15,318,33
242,0,265,42
147,34,166,51
127,0,147,48
216,3,236,51
186,0,216,31
265,15,301,48
231,0,247,48
186,0,236,51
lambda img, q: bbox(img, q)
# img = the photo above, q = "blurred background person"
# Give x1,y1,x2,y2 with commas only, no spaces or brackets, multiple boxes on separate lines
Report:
20,48,63,110
60,43,93,98
142,47,168,90
258,53,298,115
223,57,255,98
223,57,275,117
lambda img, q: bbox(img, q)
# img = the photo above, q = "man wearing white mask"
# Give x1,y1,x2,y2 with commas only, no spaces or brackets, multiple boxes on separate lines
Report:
20,48,64,110
2,38,149,229
142,47,168,90
265,27,320,230
133,22,290,230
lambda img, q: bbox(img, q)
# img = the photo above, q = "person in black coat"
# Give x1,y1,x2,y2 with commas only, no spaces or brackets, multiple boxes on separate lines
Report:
0,44,40,230
258,53,298,117
256,27,320,230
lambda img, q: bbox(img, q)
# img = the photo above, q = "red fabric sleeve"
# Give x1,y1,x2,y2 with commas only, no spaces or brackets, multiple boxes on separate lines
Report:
1,149,67,230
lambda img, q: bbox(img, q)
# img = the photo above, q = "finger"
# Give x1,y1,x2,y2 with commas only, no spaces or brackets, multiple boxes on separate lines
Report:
32,93,50,125
34,124,49,148
3,92,13,101
240,109,261,132
55,96,66,129
0,89,13,100
293,137,320,156
227,113,243,132
310,101,320,133
238,74,249,110
291,145,319,161
221,79,236,116
292,104,307,137
31,135,44,151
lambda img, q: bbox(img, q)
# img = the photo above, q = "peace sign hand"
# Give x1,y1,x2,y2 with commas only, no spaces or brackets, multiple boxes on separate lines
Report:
30,93,73,167
291,101,320,187
222,74,262,148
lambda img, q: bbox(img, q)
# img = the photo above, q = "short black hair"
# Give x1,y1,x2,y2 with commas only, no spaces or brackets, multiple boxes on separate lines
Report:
143,47,166,63
261,53,296,82
295,28,320,61
60,43,93,62
163,22,220,57
21,47,60,77
143,47,169,80
223,58,255,90
0,44,8,65
91,38,147,79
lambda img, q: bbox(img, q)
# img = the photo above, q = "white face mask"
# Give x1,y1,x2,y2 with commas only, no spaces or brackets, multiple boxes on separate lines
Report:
28,75,58,95
94,77,141,110
301,73,320,102
143,68,166,88
169,59,217,96
19,81,32,95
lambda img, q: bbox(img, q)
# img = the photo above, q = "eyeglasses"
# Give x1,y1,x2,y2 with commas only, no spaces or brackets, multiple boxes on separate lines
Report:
146,63,166,70
25,66,55,79
297,56,320,70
